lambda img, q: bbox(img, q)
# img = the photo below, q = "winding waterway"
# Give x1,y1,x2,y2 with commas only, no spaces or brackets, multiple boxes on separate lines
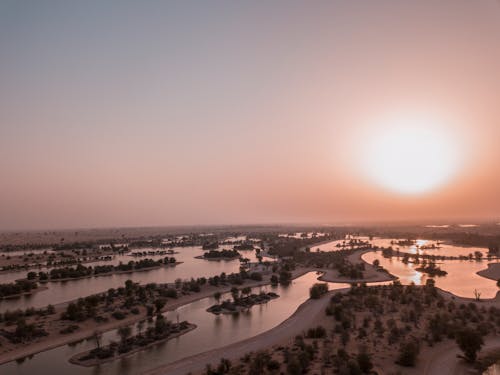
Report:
1,272,348,375
1,236,498,374
0,246,270,311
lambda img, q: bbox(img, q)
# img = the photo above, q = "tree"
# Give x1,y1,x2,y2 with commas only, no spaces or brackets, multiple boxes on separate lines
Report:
455,328,484,362
154,298,166,313
357,350,373,373
270,275,279,285
92,330,102,349
213,291,221,303
241,287,251,297
231,287,239,302
396,339,420,367
117,325,132,344
309,283,329,299
136,320,145,336
473,289,481,301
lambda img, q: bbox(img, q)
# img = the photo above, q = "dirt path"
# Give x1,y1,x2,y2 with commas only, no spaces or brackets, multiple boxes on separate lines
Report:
422,336,500,375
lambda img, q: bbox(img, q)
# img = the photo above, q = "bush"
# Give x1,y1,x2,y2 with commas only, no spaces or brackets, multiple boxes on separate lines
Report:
306,325,327,338
309,283,329,299
455,328,484,362
250,272,263,281
396,339,420,367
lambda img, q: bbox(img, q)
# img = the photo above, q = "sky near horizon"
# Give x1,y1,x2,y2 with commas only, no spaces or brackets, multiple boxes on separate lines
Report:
1,1,500,230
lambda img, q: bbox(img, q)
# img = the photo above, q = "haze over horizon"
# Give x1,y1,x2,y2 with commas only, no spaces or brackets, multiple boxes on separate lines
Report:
1,1,500,230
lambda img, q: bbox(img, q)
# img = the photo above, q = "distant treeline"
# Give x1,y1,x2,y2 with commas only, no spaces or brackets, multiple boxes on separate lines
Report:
27,257,177,281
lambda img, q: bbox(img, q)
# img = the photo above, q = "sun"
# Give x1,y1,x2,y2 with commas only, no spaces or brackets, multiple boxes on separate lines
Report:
362,114,461,195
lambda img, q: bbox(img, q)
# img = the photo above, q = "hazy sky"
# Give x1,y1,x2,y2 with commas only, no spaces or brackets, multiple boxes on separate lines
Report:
1,1,500,230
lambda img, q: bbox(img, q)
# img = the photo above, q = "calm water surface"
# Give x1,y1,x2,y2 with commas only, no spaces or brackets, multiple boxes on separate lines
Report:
0,246,269,311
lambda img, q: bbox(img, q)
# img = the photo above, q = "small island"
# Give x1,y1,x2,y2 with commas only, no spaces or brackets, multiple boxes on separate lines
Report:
207,288,279,315
196,249,241,261
415,261,448,276
24,257,179,282
70,315,196,367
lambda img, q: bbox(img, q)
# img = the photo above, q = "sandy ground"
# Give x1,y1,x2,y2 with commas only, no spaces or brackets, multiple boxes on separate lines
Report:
143,288,345,375
420,336,500,375
478,263,500,281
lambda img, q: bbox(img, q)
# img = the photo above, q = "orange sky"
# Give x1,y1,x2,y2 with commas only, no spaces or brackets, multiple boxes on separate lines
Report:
0,1,499,230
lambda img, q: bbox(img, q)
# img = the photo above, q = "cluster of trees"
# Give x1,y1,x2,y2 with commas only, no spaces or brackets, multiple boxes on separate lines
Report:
267,233,340,257
129,250,171,257
0,304,55,325
27,257,177,281
382,246,493,263
202,241,219,250
324,281,495,368
203,249,240,259
233,243,254,250
59,279,179,323
2,318,48,343
205,342,311,375
207,289,279,314
206,270,263,287
293,250,365,279
0,280,38,298
62,294,103,321
309,283,329,299
414,261,448,276
78,315,191,363
488,244,499,255
59,268,267,325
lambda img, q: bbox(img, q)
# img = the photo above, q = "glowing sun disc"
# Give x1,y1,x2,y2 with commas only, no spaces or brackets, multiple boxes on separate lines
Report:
362,116,460,194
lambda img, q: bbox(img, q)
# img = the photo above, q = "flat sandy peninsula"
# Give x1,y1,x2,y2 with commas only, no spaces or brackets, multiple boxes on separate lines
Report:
477,262,500,281
318,249,396,283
